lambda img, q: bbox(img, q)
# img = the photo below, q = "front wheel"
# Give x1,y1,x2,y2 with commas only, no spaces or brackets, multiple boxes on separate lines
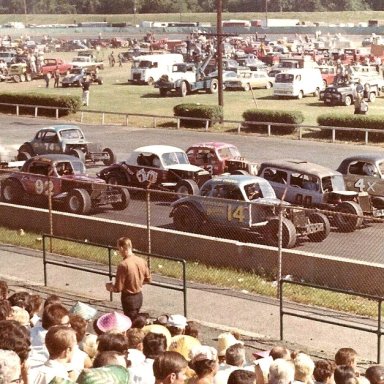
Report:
102,148,116,166
147,77,154,86
369,92,376,102
243,83,251,92
297,91,303,100
313,87,320,97
13,75,20,83
111,188,130,210
208,78,219,94
307,212,331,242
334,201,363,232
265,81,272,89
2,179,24,204
344,95,352,106
66,188,92,215
172,204,202,232
178,81,188,97
17,151,31,161
69,148,86,164
263,217,297,248
175,179,199,199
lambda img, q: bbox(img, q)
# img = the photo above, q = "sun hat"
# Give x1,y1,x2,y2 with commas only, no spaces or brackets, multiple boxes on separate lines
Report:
217,332,243,357
70,301,98,321
168,335,201,361
189,345,218,363
142,324,172,348
167,314,188,329
76,365,129,384
96,311,132,333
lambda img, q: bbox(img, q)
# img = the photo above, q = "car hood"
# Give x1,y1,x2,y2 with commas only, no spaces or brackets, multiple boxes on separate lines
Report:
168,164,209,173
253,197,290,206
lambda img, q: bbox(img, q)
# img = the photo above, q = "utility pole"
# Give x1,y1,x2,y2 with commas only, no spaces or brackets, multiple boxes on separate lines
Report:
216,0,224,110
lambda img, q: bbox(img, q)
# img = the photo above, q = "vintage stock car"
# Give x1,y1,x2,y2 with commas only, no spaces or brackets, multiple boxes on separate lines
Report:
97,145,211,196
17,125,116,166
170,175,330,248
1,154,130,214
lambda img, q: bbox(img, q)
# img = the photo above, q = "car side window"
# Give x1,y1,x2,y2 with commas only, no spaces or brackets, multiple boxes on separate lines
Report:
43,132,58,143
263,168,287,184
28,163,49,175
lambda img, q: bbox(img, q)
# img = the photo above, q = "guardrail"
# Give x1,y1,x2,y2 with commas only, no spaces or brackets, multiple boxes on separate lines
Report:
42,234,188,317
0,102,69,119
279,279,384,363
78,108,384,145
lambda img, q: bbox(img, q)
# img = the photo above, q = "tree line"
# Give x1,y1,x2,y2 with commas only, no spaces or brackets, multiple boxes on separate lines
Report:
0,0,383,15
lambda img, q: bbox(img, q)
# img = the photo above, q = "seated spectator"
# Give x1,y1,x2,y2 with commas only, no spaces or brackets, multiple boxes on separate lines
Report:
30,294,44,327
81,333,98,362
334,365,358,384
335,348,358,371
77,365,129,384
228,369,257,384
185,321,200,339
167,314,188,337
189,345,218,384
142,324,172,350
69,301,97,323
96,311,132,334
153,351,188,384
216,333,241,365
29,325,77,384
366,366,384,384
44,295,62,308
293,353,315,384
268,359,295,384
269,346,291,361
0,280,8,299
313,360,336,384
0,349,22,384
8,291,32,317
0,299,11,321
126,328,146,366
92,350,128,368
168,335,201,361
96,332,129,356
10,306,30,329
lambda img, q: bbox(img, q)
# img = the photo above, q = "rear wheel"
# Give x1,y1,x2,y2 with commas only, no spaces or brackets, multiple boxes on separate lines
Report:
17,144,34,160
102,148,116,166
2,179,24,204
26,73,32,81
265,81,272,89
66,188,92,215
307,212,331,242
175,179,199,199
178,81,188,97
172,204,202,232
106,173,125,186
334,201,363,232
369,92,376,102
263,217,297,248
20,74,26,82
297,90,303,99
344,95,352,106
13,75,20,83
111,188,130,210
208,78,219,94
372,197,384,209
147,77,154,86
17,151,31,161
69,148,86,164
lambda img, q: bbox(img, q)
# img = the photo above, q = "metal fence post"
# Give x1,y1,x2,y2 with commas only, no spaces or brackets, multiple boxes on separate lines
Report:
298,126,302,140
280,279,284,340
43,235,47,286
146,189,152,256
182,260,187,318
108,247,113,302
80,112,84,123
237,123,241,134
277,207,283,299
378,299,382,363
153,117,157,128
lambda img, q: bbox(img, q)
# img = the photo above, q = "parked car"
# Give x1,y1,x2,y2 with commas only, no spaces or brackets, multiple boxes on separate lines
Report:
1,154,130,214
97,145,211,196
170,175,330,248
224,71,273,91
336,154,384,210
258,159,379,232
16,125,116,166
61,68,103,87
186,142,259,176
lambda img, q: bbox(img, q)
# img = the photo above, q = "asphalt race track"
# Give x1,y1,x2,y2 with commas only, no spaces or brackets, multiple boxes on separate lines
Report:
1,115,383,264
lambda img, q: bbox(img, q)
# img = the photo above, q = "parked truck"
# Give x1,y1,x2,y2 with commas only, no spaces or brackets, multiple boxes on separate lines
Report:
40,58,72,77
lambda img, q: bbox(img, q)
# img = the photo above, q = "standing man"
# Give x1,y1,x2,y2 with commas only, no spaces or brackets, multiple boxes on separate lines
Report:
81,75,91,106
53,66,60,88
106,237,151,321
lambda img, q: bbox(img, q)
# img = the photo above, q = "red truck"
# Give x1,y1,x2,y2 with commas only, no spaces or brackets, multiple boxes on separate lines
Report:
39,58,72,77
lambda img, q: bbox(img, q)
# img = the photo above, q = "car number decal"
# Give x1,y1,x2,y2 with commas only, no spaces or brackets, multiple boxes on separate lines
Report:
136,169,158,184
206,165,213,175
354,178,376,192
227,204,245,222
35,179,54,195
38,143,59,151
295,194,312,205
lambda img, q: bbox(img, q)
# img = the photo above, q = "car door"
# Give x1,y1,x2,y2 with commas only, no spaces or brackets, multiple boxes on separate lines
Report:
33,130,61,155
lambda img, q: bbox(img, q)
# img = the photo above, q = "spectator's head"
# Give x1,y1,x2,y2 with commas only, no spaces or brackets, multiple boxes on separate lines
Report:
189,346,218,378
117,237,133,255
69,314,88,343
365,366,384,384
143,332,167,359
268,358,295,384
228,369,257,384
334,365,358,384
0,320,30,364
293,353,315,383
314,360,336,384
8,292,32,316
82,333,98,359
0,281,8,300
0,300,11,321
126,328,145,350
153,351,188,384
92,350,127,368
226,343,246,367
270,346,291,361
10,306,30,328
185,321,199,339
335,348,358,369
217,332,240,363
167,315,187,337
43,294,62,308
0,349,21,384
131,315,148,329
45,325,77,361
29,294,43,316
41,303,69,330
97,332,129,355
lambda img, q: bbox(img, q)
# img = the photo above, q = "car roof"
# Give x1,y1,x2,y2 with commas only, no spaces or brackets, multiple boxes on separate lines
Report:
188,142,238,150
204,174,270,187
260,159,341,178
337,154,384,173
133,145,185,155
38,125,82,133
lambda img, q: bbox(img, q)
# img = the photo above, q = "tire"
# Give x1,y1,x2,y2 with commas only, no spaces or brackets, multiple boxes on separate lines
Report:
369,92,376,102
111,188,130,210
323,79,327,88
243,83,251,92
263,217,297,248
372,197,384,209
147,77,154,86
13,75,20,83
66,188,92,215
69,148,86,164
106,173,126,186
208,78,219,94
2,179,23,204
17,144,34,160
334,201,363,232
297,91,303,99
20,74,26,82
159,88,167,97
178,81,187,97
97,79,103,85
344,96,352,106
26,73,32,82
313,87,320,97
62,83,69,88
102,148,116,166
307,212,331,242
265,81,272,89
175,179,199,199
172,204,202,232
17,151,31,161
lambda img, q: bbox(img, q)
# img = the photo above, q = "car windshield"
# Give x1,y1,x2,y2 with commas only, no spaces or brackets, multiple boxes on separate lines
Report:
275,73,294,83
321,174,346,192
378,161,384,177
59,129,84,140
71,160,86,175
71,68,83,75
161,151,189,166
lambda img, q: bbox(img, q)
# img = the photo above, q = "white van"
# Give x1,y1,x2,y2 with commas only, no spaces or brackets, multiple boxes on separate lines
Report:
129,53,183,85
273,68,324,99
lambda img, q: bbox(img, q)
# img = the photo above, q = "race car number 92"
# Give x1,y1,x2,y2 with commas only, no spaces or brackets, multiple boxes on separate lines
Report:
35,179,54,195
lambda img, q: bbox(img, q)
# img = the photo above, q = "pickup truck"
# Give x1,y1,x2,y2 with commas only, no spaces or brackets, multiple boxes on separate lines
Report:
40,58,72,77
69,56,104,72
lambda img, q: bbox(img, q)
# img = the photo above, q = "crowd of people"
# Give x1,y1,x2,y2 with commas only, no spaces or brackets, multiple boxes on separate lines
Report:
0,274,384,384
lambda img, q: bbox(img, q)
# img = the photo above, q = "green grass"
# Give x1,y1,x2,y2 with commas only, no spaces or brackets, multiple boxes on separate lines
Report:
1,226,380,319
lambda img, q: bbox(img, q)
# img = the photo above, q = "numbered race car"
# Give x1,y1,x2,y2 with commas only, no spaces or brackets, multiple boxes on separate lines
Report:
336,154,384,211
186,142,259,176
170,175,330,248
16,125,116,166
1,154,130,215
258,159,382,232
97,145,211,196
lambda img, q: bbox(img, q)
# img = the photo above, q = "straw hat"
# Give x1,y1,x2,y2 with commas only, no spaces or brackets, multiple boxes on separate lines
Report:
142,324,172,348
217,332,242,357
168,335,201,360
